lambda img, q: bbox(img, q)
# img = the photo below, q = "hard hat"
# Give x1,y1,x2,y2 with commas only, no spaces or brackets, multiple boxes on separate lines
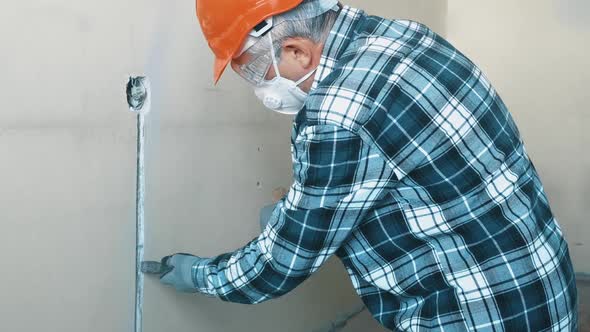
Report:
196,0,304,84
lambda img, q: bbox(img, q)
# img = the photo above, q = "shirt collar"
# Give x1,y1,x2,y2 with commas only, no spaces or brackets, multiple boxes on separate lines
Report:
311,5,364,90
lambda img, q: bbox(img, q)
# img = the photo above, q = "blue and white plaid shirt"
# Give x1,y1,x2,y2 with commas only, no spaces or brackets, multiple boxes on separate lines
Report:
184,6,578,331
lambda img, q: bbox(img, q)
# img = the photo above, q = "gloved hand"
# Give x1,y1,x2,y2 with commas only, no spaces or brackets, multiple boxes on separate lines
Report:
142,253,201,293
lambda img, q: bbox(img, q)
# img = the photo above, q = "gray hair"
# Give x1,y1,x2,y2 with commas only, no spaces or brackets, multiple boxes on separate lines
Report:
246,2,341,59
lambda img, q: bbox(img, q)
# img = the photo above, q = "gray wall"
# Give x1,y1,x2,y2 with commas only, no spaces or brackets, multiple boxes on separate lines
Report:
447,0,590,274
0,1,446,331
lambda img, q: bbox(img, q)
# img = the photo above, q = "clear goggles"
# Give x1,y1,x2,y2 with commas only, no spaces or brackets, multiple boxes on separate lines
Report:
233,18,279,86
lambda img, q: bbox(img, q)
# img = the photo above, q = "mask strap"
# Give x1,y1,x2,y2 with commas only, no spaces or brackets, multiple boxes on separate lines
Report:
268,33,281,78
295,67,317,86
268,32,317,87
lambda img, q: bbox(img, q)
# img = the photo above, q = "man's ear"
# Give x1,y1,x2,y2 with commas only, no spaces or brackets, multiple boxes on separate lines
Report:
281,38,315,70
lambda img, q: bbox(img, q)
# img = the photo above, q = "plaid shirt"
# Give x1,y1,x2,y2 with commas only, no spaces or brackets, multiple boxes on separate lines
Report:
187,6,578,331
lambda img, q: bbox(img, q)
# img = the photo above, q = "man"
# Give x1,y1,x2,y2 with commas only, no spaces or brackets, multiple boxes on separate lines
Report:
149,0,579,330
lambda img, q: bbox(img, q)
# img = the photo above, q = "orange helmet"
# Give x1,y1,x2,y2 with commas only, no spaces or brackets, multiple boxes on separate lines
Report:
196,0,304,84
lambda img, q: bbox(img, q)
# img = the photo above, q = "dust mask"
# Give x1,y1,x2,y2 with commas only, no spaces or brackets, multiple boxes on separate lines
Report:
254,33,317,115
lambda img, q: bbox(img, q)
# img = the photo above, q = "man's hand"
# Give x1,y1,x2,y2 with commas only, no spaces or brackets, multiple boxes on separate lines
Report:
259,187,289,230
141,254,200,293
272,187,288,203
143,188,289,292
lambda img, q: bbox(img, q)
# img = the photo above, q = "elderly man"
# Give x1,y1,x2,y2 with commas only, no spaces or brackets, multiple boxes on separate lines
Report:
151,0,578,330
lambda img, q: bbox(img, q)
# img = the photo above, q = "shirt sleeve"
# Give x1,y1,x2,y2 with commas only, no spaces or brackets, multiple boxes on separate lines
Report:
190,124,396,304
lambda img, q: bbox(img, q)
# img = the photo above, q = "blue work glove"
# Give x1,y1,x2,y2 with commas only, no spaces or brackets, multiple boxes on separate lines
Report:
143,253,201,293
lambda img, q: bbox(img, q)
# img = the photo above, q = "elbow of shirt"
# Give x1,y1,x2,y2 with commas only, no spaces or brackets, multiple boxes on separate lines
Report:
264,266,311,296
214,279,298,305
250,265,311,302
217,290,264,305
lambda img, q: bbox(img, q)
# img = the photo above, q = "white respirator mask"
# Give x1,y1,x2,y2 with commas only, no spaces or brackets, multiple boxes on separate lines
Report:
253,33,317,115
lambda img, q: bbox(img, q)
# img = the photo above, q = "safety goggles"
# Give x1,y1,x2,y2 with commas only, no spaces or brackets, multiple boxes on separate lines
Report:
234,31,280,86
236,17,273,57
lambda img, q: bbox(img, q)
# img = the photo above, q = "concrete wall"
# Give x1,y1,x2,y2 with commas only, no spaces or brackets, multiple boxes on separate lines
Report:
0,1,446,331
446,0,590,273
